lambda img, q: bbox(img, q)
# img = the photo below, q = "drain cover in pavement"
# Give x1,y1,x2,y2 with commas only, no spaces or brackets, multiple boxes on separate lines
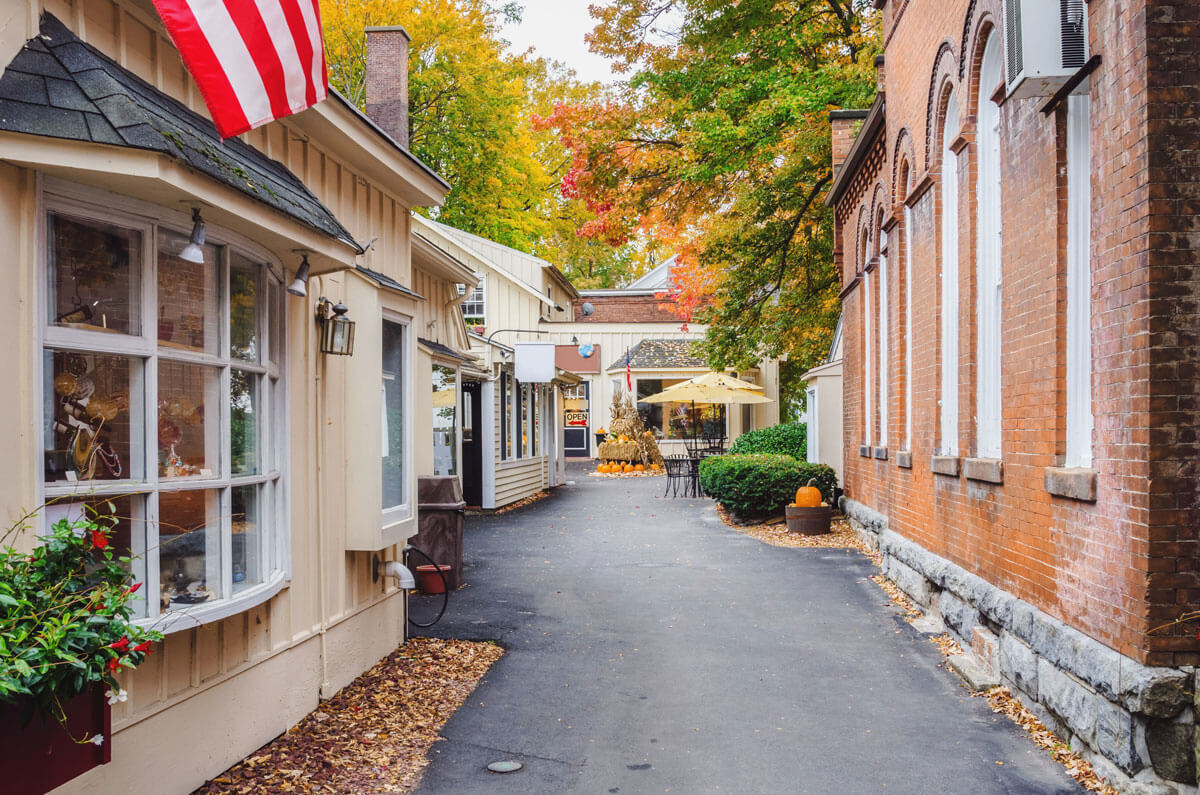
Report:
487,760,523,774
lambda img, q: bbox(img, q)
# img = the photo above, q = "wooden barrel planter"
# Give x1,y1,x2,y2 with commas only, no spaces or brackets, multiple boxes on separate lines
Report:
785,505,833,535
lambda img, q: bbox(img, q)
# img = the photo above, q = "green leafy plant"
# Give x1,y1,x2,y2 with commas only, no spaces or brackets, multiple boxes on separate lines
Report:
699,454,838,517
728,423,808,459
0,506,160,741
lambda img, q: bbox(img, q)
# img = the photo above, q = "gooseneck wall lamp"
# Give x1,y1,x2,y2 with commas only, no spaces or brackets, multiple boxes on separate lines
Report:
288,252,311,298
316,297,355,356
179,208,207,264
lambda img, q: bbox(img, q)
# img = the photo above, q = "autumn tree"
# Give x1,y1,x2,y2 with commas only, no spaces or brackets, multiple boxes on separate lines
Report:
544,0,880,411
320,0,648,286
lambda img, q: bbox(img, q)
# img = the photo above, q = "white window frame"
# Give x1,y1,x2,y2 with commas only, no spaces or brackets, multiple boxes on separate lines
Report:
458,275,485,327
37,181,289,634
1065,90,1094,468
863,265,873,447
878,224,889,449
940,91,961,457
904,174,914,452
381,311,414,527
431,361,460,477
806,386,819,464
976,36,1004,459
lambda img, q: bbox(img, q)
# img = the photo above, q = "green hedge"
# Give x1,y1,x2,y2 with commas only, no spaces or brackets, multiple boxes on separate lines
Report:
728,423,807,460
698,454,838,517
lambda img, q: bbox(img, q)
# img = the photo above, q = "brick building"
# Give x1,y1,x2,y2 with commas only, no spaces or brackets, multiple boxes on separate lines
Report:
829,1,1198,789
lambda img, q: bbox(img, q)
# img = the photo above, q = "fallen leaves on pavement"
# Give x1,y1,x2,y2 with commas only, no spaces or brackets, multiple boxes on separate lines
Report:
492,490,551,515
930,633,965,657
715,507,875,554
981,687,1118,794
870,574,922,617
193,638,503,794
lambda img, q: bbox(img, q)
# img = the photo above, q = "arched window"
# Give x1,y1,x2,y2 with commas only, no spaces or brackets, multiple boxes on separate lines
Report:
939,89,960,457
877,209,889,449
975,33,1003,459
861,229,872,448
900,163,913,452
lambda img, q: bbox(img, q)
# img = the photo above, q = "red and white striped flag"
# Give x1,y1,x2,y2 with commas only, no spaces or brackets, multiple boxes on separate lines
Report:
152,0,329,139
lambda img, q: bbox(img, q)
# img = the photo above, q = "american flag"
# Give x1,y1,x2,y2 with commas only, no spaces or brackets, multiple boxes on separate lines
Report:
152,0,328,139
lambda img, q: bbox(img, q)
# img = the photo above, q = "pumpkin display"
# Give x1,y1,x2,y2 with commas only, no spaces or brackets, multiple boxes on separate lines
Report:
634,464,645,472
794,479,823,508
623,463,635,473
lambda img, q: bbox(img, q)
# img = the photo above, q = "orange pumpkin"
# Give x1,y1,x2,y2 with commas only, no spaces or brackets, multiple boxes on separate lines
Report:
794,479,822,508
623,464,635,473
651,463,661,471
634,464,645,472
598,464,611,474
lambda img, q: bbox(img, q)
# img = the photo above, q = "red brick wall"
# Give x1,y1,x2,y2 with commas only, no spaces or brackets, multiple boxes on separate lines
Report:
573,294,688,323
365,26,410,147
836,0,1199,665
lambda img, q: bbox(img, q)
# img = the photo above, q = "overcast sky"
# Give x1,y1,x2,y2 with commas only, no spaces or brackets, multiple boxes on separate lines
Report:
502,0,618,84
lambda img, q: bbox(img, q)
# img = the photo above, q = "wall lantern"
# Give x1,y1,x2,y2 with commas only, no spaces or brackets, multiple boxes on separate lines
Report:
179,208,207,264
316,297,356,356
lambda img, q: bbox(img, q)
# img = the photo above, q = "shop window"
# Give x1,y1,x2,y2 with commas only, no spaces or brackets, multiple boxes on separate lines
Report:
636,378,727,439
518,382,529,458
432,364,458,476
382,319,407,514
41,195,285,627
501,373,513,460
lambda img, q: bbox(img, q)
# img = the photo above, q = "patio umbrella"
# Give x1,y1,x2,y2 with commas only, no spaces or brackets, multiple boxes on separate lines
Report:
640,373,773,450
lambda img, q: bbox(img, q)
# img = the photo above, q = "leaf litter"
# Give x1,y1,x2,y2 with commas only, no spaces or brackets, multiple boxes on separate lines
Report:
192,637,503,794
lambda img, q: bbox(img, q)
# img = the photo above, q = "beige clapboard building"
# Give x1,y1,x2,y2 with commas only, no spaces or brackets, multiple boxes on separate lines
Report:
0,4,476,792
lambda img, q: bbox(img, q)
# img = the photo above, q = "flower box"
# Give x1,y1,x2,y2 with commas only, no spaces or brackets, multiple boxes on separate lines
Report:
0,685,111,794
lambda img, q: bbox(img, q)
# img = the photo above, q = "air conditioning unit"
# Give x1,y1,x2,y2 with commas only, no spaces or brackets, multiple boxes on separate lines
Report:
1003,0,1088,100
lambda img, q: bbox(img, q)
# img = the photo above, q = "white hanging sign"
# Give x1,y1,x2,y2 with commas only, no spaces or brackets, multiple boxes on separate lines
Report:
514,342,556,383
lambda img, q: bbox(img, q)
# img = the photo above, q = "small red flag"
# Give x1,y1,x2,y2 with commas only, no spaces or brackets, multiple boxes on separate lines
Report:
152,0,329,138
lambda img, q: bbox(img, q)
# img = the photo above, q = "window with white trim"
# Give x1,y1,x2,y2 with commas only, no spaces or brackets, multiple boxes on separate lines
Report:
431,363,458,476
902,167,914,452
976,35,1004,459
862,236,873,448
457,276,485,328
878,220,889,449
41,194,286,625
382,319,408,517
1065,90,1093,468
939,90,961,456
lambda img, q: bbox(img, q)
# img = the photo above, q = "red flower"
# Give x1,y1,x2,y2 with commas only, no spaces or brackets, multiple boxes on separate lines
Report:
127,582,142,595
107,657,121,672
132,641,153,654
90,529,109,550
109,637,130,652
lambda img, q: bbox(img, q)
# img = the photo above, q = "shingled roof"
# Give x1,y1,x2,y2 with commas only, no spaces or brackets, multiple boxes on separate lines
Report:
606,339,705,372
0,14,358,250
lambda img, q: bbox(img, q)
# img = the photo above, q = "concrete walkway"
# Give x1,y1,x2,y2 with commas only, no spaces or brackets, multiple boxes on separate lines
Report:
413,464,1081,794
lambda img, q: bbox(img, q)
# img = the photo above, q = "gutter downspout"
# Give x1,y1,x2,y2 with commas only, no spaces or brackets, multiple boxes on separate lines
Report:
312,274,333,698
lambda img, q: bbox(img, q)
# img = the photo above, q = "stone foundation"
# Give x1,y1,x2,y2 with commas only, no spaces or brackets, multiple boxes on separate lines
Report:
841,497,1198,794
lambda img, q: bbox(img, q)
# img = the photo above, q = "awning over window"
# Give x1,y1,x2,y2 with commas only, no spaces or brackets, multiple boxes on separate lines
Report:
0,13,358,252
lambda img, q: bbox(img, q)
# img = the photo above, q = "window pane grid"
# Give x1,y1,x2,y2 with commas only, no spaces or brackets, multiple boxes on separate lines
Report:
41,198,284,625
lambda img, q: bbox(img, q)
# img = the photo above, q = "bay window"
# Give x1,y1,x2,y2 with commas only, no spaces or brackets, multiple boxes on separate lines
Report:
41,192,286,628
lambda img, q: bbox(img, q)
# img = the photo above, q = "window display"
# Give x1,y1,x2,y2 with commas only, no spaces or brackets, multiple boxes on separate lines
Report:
41,194,285,627
48,212,141,336
382,320,406,512
432,364,457,476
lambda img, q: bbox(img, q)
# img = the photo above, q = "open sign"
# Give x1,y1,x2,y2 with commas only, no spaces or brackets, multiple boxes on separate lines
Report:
565,410,589,426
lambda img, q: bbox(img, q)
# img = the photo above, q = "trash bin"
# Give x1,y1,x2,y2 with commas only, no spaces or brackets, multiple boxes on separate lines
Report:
413,476,466,590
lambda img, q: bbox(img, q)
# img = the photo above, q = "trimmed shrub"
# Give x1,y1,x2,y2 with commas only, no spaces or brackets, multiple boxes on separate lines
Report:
699,454,802,517
698,454,839,517
728,423,807,460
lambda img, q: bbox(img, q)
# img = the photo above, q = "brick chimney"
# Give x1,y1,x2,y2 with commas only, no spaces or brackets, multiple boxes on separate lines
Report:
365,25,411,147
830,109,869,174
874,54,886,95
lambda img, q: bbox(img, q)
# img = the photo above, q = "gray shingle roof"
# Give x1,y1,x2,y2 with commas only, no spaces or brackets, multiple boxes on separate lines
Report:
0,14,358,250
606,339,705,372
